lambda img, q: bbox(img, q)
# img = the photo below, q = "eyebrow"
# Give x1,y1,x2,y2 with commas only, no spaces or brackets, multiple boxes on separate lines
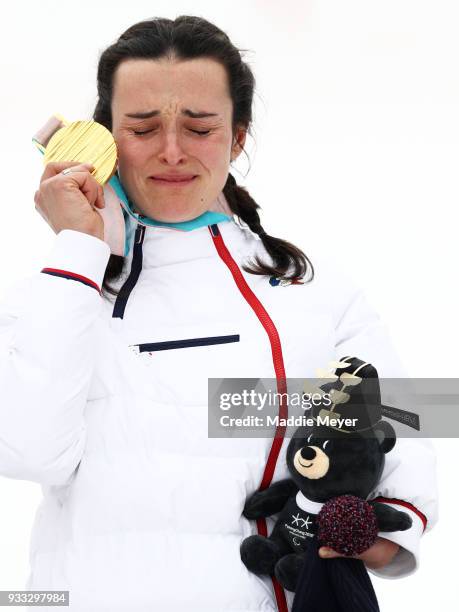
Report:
124,109,220,119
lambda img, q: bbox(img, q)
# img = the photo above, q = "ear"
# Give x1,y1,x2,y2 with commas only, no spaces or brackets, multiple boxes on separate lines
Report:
374,421,396,454
230,126,247,162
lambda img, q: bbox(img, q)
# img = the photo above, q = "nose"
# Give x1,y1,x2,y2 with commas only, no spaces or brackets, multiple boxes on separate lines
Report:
157,128,187,166
300,447,317,461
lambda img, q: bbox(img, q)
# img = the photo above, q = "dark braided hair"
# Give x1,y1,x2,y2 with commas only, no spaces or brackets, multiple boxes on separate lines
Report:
223,173,311,279
94,15,314,298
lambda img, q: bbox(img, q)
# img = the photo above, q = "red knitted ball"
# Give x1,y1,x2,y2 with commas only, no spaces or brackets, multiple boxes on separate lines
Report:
317,495,378,556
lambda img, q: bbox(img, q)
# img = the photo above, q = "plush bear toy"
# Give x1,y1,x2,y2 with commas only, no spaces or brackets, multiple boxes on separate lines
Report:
240,356,415,612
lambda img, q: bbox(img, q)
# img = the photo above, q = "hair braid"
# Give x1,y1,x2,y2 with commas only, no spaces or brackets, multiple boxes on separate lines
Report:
223,173,314,282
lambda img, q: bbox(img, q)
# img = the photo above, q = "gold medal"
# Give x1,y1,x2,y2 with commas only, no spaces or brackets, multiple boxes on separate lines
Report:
40,118,118,186
32,115,125,256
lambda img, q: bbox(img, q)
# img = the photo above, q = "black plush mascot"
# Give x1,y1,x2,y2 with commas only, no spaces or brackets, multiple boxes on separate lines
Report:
240,356,416,612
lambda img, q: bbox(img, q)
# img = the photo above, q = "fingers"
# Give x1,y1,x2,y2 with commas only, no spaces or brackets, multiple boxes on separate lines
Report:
40,161,104,209
318,538,400,569
40,160,94,183
95,183,105,209
358,538,399,569
75,171,104,208
318,547,343,559
34,160,105,239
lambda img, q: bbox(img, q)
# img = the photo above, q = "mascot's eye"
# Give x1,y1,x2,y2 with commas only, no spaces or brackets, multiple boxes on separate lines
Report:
323,440,330,450
307,434,313,444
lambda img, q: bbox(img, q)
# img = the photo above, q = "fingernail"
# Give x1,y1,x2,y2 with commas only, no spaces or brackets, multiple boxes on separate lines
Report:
319,548,332,558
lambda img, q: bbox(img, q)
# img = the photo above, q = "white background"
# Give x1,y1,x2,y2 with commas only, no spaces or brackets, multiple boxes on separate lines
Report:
0,0,457,609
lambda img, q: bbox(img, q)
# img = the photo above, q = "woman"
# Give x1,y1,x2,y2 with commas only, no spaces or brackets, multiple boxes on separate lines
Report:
0,15,437,612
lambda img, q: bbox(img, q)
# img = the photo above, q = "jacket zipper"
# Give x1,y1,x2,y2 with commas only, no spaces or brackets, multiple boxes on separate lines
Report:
130,334,240,354
112,224,146,319
208,224,289,612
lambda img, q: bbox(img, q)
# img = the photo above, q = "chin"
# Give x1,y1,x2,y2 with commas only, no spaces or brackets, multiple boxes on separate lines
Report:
145,207,207,223
134,189,209,222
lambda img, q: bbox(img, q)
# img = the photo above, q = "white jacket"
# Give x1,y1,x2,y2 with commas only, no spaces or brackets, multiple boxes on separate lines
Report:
0,215,438,611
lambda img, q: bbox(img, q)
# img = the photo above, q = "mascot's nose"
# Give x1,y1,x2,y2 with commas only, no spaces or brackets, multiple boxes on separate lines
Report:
300,446,317,461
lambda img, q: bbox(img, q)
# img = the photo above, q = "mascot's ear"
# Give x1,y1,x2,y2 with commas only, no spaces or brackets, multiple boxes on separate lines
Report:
374,421,396,453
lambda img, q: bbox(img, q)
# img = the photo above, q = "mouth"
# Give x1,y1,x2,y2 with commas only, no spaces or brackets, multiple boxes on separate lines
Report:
149,176,198,186
298,460,313,468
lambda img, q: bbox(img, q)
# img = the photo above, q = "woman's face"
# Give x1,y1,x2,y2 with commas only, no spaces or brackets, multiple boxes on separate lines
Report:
111,57,246,222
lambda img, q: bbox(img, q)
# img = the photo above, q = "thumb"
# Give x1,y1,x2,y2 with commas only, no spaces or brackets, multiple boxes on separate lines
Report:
318,547,342,559
95,184,105,209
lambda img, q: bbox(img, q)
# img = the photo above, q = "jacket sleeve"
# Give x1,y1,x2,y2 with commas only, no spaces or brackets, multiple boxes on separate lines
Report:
329,261,438,579
0,229,111,487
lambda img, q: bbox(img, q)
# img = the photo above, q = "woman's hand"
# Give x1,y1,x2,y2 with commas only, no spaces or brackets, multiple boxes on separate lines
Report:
34,161,105,240
318,537,400,570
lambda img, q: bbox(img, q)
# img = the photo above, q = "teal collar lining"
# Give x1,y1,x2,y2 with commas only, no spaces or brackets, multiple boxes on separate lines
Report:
108,174,231,256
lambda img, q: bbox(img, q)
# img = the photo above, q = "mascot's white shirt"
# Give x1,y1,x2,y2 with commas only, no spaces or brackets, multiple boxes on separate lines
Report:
0,215,438,611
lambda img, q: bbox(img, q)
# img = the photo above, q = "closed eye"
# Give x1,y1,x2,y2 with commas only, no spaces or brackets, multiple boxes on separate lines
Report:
133,129,154,136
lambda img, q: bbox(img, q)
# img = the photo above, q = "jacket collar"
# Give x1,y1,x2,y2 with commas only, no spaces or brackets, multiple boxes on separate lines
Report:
124,212,259,269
